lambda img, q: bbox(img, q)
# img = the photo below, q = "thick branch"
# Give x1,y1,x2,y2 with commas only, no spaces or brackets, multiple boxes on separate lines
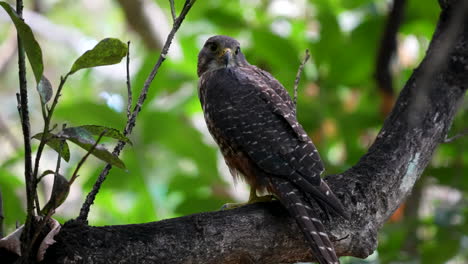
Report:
40,1,467,264
77,0,196,223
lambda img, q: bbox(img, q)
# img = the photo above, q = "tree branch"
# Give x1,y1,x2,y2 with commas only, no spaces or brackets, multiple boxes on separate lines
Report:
77,0,197,223
40,0,468,263
443,128,468,143
125,41,132,121
14,0,36,262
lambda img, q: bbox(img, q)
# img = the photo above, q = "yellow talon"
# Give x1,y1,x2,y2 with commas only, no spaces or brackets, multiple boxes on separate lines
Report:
221,188,275,210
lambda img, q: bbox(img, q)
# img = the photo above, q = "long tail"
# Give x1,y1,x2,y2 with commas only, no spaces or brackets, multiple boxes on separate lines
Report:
270,177,340,264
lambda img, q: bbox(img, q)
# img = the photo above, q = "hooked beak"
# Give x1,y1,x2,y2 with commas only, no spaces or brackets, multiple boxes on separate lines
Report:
220,48,232,67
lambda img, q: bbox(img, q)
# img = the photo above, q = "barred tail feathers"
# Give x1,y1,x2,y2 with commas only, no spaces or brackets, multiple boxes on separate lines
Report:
270,177,340,264
289,174,349,219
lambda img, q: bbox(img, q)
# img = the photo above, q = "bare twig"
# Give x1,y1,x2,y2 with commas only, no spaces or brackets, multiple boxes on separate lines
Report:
293,49,310,110
31,73,70,215
126,41,132,120
37,170,55,182
16,93,21,117
28,133,64,253
169,0,177,23
29,209,54,257
14,0,36,261
51,125,67,194
70,131,106,185
77,0,197,223
443,129,468,143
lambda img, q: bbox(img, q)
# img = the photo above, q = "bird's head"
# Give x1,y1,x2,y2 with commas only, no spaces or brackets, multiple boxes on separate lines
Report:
197,35,249,77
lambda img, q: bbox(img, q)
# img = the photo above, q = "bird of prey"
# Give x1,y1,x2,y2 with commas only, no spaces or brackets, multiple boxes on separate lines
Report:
197,35,348,264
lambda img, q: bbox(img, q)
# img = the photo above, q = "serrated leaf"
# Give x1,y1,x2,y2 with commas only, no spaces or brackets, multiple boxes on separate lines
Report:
58,127,125,169
69,38,127,75
0,2,43,84
32,133,70,162
37,76,53,104
64,125,131,145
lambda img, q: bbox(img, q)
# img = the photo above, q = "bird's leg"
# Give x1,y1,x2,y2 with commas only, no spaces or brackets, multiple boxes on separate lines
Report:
221,188,275,210
247,188,275,203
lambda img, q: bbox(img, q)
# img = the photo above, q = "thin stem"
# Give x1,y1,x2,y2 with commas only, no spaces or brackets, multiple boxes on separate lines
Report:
70,131,106,185
293,49,310,111
126,41,132,121
15,0,36,261
31,132,106,249
37,170,55,182
77,0,197,222
31,73,70,215
443,129,468,143
169,0,177,23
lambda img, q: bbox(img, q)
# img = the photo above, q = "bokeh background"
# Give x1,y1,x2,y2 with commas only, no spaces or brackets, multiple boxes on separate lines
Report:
0,0,466,263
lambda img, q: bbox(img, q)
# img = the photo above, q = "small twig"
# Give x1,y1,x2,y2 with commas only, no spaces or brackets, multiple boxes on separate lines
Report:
70,131,106,185
29,135,64,247
77,0,197,223
51,128,65,201
29,209,54,256
126,41,132,121
293,49,310,110
31,73,70,214
169,0,177,24
16,93,21,118
37,170,55,182
443,129,468,143
15,0,37,261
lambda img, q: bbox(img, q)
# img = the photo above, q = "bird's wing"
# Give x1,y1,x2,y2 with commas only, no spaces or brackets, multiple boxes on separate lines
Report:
250,66,297,112
201,66,324,186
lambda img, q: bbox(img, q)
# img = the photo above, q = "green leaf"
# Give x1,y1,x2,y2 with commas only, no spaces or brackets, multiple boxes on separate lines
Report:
69,38,127,74
0,2,43,84
37,76,53,104
32,133,71,162
59,127,125,169
65,125,131,145
41,173,70,215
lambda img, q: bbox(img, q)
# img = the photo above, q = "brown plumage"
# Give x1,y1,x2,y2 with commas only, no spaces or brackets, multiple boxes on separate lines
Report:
197,35,348,264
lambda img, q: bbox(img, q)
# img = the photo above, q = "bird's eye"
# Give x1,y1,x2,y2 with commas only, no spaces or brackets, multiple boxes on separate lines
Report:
235,47,240,55
208,43,218,52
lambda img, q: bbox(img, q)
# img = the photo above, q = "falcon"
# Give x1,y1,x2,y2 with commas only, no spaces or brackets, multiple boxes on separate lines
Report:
197,35,348,264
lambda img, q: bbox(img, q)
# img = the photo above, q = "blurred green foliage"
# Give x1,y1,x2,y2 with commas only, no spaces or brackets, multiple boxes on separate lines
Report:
0,0,466,263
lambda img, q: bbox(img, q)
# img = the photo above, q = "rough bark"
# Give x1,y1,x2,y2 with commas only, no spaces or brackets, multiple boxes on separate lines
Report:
38,1,467,263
